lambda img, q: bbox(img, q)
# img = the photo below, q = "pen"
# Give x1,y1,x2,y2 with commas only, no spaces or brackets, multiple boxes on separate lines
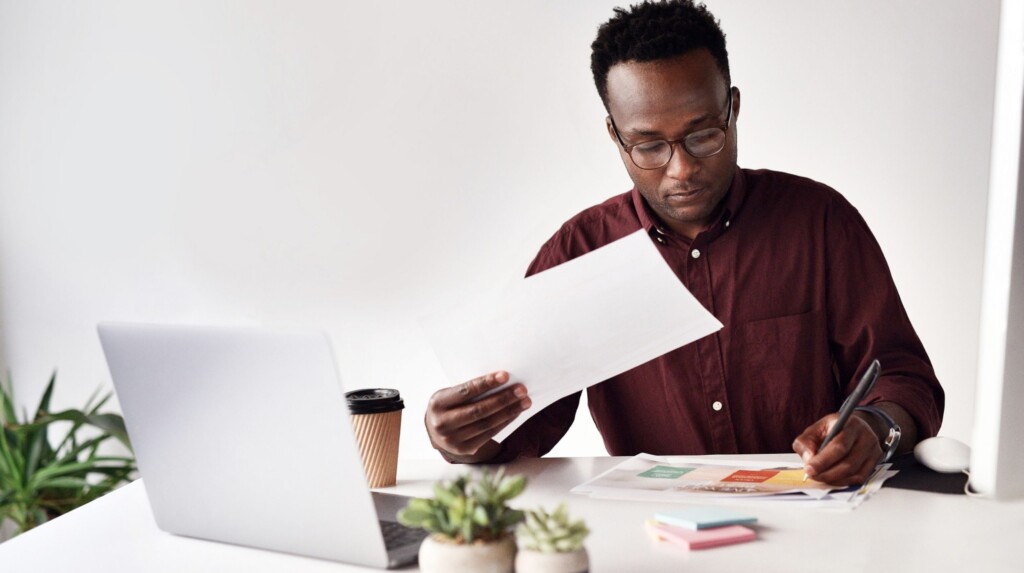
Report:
803,359,881,481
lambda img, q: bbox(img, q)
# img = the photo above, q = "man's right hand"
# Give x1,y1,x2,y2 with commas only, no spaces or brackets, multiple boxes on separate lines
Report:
424,371,531,464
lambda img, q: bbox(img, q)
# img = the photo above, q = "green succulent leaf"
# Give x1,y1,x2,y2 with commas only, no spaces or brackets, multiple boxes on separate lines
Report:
433,482,457,507
497,474,526,501
397,507,430,526
406,497,433,513
472,503,488,526
461,512,474,543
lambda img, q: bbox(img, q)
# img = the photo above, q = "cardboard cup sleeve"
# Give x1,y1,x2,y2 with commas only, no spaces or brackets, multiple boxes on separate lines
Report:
349,409,402,488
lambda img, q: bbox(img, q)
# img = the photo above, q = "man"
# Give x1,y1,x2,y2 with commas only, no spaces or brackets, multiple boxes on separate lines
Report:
425,0,943,486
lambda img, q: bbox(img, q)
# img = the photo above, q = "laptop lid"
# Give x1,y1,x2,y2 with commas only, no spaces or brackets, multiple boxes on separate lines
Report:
97,323,394,568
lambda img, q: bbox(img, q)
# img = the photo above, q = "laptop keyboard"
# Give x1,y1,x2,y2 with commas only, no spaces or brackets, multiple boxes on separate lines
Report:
380,520,428,550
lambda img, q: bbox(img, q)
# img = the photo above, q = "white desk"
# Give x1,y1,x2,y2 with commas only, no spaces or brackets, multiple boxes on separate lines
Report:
2,455,1022,572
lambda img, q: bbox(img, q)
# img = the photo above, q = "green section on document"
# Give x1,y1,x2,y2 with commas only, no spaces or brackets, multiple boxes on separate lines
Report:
638,465,696,479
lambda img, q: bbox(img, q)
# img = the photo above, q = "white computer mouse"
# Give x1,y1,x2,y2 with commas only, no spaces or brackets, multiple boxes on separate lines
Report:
914,436,971,473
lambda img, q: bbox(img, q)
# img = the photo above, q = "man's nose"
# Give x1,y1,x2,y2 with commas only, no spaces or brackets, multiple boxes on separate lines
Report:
664,142,700,180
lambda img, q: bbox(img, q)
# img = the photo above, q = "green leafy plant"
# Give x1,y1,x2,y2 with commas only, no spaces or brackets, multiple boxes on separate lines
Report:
398,468,527,544
516,503,589,553
0,372,135,536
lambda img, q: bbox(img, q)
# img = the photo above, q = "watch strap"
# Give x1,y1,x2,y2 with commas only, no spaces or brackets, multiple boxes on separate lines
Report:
855,405,902,463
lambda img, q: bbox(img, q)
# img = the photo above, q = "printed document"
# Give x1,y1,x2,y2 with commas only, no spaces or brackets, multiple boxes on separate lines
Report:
425,230,723,442
572,454,895,509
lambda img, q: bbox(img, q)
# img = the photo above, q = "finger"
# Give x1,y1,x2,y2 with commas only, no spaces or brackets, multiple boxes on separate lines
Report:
827,431,876,485
427,382,527,439
445,383,529,433
430,399,527,456
812,454,861,485
792,415,833,463
430,371,510,409
815,449,878,486
456,397,531,444
810,431,855,473
425,384,528,450
792,430,821,462
445,404,529,456
853,454,880,484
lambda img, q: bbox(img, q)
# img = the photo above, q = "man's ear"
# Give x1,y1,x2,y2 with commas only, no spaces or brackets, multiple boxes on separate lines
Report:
605,116,618,141
731,86,741,122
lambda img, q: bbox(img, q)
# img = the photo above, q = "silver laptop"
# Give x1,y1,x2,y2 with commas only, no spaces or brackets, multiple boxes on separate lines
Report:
97,322,426,568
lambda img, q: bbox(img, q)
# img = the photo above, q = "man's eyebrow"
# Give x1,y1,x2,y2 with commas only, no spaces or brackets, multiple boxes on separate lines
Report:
627,127,665,137
623,112,719,138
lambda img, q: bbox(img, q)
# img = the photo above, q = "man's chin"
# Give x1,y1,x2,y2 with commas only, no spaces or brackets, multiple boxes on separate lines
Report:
654,204,719,236
665,206,712,226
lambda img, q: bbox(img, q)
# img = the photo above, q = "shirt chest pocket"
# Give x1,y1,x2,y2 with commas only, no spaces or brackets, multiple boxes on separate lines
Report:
735,310,833,420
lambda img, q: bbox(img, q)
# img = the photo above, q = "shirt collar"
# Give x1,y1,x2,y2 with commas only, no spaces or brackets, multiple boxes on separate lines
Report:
631,167,748,243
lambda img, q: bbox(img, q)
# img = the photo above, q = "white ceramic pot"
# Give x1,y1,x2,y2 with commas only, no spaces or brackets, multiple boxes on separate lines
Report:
417,534,516,573
0,518,17,543
514,547,590,573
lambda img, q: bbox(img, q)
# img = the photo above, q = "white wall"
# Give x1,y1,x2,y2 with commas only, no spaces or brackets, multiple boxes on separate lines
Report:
0,0,999,460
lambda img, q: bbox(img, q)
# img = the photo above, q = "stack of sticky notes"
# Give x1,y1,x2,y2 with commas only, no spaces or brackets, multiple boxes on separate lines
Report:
645,507,757,550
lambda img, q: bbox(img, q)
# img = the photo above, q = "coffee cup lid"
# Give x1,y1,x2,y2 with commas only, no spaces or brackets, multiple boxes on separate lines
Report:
345,388,404,414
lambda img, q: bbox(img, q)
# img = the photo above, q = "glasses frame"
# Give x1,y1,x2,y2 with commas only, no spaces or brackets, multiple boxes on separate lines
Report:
609,87,735,170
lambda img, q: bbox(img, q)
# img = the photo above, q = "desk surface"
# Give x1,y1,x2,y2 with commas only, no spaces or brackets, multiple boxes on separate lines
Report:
2,455,1022,572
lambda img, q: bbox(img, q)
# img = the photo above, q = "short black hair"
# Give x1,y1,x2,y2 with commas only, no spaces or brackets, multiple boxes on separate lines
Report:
591,0,730,110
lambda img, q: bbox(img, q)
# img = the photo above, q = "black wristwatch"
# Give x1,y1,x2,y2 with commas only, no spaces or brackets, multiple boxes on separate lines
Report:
855,405,902,462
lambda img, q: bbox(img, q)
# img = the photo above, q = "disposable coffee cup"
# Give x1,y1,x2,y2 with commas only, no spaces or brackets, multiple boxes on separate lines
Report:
345,388,404,488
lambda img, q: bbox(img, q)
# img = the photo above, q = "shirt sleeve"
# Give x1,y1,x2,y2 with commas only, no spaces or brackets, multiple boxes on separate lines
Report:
824,193,945,438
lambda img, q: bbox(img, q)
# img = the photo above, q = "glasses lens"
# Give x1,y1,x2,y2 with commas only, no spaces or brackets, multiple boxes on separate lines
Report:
629,140,673,169
684,128,727,158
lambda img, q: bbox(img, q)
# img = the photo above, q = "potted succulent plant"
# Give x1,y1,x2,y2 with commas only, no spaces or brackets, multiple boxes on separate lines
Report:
0,373,135,540
398,468,526,573
515,503,590,573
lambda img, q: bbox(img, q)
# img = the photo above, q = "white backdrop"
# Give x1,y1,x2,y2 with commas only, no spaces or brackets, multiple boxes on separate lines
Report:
0,0,999,459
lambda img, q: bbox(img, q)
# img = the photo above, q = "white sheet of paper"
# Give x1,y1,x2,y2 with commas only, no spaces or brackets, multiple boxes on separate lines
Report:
425,229,723,442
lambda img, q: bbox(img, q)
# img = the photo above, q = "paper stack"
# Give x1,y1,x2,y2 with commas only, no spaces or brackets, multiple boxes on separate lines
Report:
571,454,896,510
645,507,758,550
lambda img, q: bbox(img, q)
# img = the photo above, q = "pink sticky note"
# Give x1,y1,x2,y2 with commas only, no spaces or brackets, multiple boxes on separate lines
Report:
645,520,756,550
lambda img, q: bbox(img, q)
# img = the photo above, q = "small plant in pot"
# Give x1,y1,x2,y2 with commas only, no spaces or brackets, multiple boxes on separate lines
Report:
515,503,590,573
397,467,526,573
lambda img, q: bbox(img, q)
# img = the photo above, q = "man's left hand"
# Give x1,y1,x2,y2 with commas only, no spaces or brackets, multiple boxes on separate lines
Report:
792,413,882,486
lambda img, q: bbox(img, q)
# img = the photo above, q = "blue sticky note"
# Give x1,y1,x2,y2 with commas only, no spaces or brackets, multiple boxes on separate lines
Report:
654,507,757,530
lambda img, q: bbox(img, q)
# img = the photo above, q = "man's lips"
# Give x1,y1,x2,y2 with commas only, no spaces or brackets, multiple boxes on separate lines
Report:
665,187,705,202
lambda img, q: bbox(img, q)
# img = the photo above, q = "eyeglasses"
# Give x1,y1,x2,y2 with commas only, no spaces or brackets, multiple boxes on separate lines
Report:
609,88,734,170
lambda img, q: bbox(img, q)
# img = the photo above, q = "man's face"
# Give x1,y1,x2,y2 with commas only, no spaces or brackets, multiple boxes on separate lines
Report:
605,49,739,239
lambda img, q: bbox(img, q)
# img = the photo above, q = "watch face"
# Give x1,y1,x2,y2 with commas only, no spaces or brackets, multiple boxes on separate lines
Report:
884,428,899,448
881,427,901,463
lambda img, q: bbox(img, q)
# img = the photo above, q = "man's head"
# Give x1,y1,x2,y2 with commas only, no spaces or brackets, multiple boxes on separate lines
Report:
592,1,738,239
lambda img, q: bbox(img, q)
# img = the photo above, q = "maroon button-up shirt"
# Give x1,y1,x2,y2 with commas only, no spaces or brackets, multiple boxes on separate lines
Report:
495,168,944,459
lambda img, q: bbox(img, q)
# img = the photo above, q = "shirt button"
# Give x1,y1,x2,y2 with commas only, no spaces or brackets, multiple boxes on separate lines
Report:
725,220,731,228
691,248,701,259
655,236,666,245
712,401,723,411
